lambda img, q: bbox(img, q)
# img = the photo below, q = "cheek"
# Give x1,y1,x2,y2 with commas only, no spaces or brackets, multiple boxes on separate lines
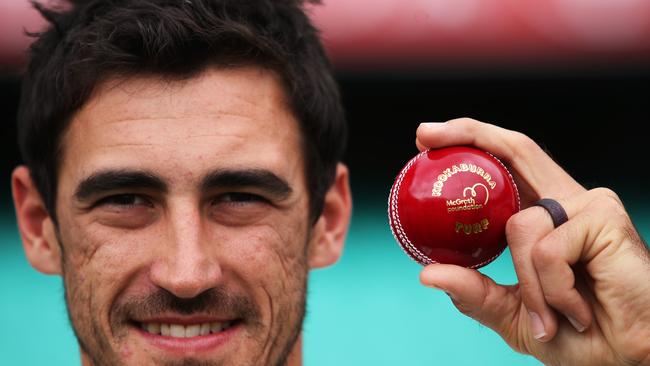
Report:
243,222,306,271
60,222,153,318
221,219,309,297
63,224,149,280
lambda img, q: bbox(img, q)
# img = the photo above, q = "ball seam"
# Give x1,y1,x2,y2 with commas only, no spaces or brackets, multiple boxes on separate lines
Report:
388,149,521,269
388,151,433,265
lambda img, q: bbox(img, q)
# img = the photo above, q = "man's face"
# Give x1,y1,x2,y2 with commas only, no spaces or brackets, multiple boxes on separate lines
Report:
52,67,312,365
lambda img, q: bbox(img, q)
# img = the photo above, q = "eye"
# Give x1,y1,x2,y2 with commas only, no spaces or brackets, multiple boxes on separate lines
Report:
212,192,268,205
208,192,273,225
96,194,152,208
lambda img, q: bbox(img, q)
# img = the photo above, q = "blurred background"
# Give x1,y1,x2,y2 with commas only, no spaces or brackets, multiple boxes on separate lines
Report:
1,0,649,364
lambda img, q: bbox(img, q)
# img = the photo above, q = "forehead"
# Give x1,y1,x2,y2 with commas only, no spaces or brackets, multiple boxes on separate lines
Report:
58,67,304,188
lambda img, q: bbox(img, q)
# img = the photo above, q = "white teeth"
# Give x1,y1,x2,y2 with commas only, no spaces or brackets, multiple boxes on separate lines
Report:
146,323,161,334
185,324,200,337
141,321,232,337
200,323,211,336
170,324,185,337
161,323,170,336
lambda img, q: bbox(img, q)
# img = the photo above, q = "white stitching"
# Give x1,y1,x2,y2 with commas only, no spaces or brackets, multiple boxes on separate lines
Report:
388,151,433,265
387,149,521,269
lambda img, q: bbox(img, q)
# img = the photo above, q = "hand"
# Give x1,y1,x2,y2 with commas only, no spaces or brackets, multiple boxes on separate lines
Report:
416,118,650,366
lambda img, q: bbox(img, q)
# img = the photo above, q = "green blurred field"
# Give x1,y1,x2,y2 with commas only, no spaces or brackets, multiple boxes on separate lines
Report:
1,195,648,365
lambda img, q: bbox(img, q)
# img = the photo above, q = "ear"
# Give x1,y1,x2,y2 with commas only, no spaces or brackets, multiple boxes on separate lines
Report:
308,163,352,269
12,166,62,275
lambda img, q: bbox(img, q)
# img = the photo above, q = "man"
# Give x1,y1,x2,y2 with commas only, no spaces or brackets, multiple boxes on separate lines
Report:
11,0,650,365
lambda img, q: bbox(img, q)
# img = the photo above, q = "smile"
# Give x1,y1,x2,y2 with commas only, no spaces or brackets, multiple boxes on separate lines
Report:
139,321,234,338
130,317,242,354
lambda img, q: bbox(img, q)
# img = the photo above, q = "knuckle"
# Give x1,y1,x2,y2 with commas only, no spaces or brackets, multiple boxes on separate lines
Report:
541,290,565,308
506,207,552,244
590,187,623,208
531,240,558,266
509,131,540,159
500,130,539,164
510,130,536,149
543,291,577,312
449,117,480,125
587,188,630,227
506,210,539,235
447,117,482,132
608,224,639,248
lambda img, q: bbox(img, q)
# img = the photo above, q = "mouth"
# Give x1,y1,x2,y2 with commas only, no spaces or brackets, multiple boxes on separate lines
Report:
129,317,243,354
136,320,236,337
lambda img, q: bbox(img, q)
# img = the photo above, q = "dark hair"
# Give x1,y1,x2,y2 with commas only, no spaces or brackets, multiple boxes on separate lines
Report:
18,0,347,224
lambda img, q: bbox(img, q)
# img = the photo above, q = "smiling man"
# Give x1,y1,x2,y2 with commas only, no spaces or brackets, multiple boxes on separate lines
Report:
12,0,650,366
12,1,351,365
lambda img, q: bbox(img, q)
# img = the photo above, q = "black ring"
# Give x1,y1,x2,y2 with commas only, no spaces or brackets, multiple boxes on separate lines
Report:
535,198,568,228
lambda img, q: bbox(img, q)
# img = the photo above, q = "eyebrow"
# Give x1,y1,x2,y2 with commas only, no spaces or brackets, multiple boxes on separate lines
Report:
200,169,292,199
74,170,167,201
74,168,293,202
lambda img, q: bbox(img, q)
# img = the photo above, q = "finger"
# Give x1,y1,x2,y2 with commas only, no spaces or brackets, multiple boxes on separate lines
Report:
415,118,585,200
505,188,617,341
532,212,596,333
415,137,427,152
506,207,560,342
528,188,624,333
420,264,521,338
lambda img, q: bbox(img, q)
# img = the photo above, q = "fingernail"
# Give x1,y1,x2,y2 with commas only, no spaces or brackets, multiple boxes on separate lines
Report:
422,282,450,296
529,312,547,341
567,316,586,332
418,122,446,129
423,282,443,291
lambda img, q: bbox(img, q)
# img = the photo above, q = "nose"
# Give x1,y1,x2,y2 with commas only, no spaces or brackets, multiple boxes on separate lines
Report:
150,201,222,298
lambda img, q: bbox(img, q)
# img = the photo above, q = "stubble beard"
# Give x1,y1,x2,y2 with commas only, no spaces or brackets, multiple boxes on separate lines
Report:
58,235,310,366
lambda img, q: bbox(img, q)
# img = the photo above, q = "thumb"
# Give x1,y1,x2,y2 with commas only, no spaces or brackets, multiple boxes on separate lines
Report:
420,264,521,339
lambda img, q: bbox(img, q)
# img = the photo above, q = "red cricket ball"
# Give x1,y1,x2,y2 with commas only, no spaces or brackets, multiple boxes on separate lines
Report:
388,146,520,268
